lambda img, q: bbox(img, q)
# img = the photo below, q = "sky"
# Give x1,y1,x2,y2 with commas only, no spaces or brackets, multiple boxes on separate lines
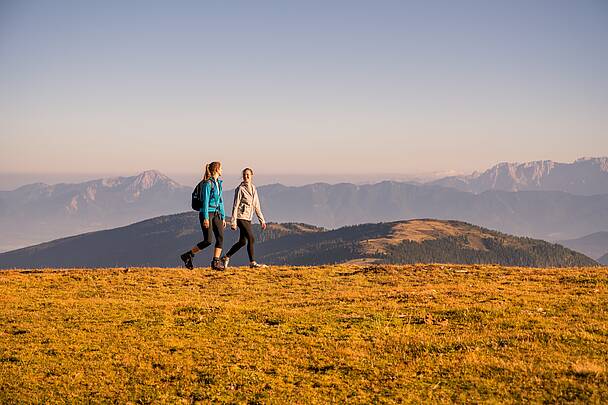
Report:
1,0,607,188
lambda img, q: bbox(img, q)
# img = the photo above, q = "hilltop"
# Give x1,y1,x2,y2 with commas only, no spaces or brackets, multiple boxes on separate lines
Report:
0,215,596,268
263,219,597,267
1,264,606,402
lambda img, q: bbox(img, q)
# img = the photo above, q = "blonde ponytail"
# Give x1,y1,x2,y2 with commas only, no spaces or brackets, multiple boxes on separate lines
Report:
203,161,221,181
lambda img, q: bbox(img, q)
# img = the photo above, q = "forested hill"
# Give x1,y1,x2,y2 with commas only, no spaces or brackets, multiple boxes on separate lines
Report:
0,214,596,268
0,213,323,268
262,219,598,267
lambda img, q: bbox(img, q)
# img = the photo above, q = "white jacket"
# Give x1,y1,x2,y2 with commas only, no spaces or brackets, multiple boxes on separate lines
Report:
231,182,265,226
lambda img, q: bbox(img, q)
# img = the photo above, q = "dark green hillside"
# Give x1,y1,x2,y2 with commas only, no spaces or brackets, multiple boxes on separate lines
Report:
381,235,596,267
0,212,322,269
0,216,596,268
263,219,598,268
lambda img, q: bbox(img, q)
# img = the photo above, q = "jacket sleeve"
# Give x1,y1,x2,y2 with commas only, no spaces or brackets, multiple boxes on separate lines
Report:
219,183,225,219
253,186,265,224
231,187,241,226
201,181,211,220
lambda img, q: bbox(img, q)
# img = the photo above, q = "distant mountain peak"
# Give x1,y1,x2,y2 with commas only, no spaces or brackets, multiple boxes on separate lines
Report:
573,157,608,171
96,170,182,192
576,156,606,162
137,169,167,179
13,182,50,192
482,159,555,173
130,170,179,190
432,157,608,195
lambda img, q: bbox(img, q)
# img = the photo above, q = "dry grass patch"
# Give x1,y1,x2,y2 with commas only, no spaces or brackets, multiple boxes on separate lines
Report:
0,264,607,403
361,220,496,254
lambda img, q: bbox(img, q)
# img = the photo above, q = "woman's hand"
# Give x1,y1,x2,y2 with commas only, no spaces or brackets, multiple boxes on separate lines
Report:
231,222,237,230
203,219,210,228
261,222,267,230
222,219,226,228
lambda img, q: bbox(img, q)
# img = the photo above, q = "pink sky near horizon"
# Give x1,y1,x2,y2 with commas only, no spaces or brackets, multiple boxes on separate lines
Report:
1,1,607,183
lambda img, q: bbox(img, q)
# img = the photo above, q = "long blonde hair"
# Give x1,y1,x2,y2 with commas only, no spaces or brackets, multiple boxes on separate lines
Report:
204,161,221,181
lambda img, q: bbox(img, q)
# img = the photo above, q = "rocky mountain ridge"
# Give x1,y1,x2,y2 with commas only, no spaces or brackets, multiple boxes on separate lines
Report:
430,157,608,195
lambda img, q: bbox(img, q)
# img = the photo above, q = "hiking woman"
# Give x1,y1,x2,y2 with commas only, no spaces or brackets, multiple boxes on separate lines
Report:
181,161,226,270
221,167,268,268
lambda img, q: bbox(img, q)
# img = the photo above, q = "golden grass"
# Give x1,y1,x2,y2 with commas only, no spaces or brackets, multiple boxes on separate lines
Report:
361,220,495,254
1,264,607,403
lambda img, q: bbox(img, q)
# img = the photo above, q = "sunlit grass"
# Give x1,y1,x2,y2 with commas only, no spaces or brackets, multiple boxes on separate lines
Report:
1,264,607,403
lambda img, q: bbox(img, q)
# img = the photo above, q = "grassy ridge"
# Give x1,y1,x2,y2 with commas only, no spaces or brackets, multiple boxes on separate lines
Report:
1,265,607,403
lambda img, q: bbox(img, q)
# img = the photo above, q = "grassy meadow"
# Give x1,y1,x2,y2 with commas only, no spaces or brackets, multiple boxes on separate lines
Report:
1,264,607,403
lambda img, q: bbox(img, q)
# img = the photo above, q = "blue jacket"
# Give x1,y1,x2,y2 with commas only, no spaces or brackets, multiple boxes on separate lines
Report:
201,178,225,220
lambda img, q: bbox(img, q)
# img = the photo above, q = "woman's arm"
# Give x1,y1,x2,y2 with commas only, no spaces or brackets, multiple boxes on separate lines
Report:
201,181,211,220
218,182,225,219
253,185,265,225
231,186,241,226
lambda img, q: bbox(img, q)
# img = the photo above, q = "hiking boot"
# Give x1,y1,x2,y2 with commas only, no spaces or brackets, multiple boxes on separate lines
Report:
211,258,225,271
180,251,194,270
250,261,268,269
221,256,230,269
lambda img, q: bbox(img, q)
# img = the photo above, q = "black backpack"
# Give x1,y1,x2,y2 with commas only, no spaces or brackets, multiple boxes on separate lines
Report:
191,180,220,211
191,180,207,211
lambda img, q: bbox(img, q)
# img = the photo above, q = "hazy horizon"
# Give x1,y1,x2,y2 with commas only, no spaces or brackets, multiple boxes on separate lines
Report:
1,155,606,191
0,168,460,190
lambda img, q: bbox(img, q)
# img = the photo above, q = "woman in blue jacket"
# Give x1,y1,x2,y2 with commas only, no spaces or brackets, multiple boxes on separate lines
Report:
181,161,226,270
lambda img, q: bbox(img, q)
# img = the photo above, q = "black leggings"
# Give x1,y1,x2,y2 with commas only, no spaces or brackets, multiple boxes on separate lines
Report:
226,219,255,262
196,212,224,250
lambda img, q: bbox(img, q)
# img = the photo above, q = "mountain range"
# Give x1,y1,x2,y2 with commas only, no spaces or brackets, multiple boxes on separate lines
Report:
0,214,596,269
0,170,191,252
430,157,608,195
258,182,608,241
1,157,607,252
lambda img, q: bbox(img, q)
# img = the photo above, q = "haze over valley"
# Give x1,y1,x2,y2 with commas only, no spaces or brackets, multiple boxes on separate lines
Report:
1,157,607,260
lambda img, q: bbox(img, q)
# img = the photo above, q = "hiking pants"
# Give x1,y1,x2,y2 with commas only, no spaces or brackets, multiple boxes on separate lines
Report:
197,212,224,250
226,219,255,262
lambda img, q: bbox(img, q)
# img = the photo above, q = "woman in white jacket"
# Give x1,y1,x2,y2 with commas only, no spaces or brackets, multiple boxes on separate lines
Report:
222,168,267,268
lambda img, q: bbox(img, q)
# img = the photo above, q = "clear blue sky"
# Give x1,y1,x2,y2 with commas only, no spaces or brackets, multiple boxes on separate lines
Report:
1,0,607,186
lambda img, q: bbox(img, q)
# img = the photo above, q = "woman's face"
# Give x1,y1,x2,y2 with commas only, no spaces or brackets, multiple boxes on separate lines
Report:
217,165,222,176
243,170,252,183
